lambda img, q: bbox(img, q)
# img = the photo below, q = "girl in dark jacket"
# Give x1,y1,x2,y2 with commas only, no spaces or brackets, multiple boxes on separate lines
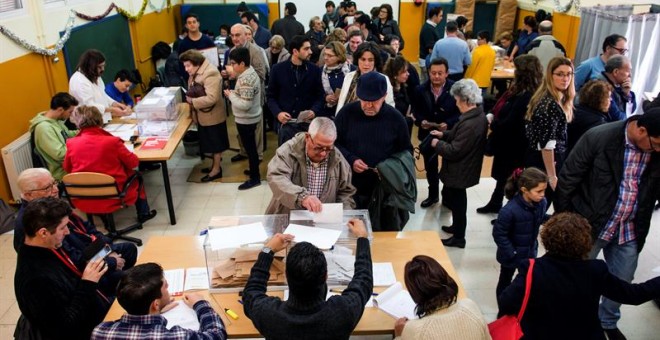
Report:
492,167,547,299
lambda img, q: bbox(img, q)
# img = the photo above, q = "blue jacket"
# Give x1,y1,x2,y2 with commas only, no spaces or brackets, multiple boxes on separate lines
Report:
267,60,324,119
493,194,547,268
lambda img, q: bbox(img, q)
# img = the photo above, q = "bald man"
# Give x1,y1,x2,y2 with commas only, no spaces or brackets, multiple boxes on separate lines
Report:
523,20,566,71
14,168,137,296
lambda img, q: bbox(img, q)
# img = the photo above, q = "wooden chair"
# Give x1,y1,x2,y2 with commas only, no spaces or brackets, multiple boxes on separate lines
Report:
61,172,143,246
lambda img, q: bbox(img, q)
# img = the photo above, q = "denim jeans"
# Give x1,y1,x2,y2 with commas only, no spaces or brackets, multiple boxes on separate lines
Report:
588,238,639,329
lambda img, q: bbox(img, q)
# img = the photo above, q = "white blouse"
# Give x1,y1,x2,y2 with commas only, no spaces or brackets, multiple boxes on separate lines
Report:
68,71,115,123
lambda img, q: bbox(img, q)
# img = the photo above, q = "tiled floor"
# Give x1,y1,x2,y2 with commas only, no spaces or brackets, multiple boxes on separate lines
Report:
2,142,660,339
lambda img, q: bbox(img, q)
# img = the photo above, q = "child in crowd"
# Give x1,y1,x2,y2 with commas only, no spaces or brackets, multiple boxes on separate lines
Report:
104,69,135,107
492,167,548,300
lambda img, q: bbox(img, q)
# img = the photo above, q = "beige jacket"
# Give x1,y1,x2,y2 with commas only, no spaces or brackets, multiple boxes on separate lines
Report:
265,133,356,214
189,59,226,126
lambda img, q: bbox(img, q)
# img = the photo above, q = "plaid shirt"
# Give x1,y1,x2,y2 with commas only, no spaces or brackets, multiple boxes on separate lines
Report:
306,156,329,198
91,301,226,340
599,130,651,244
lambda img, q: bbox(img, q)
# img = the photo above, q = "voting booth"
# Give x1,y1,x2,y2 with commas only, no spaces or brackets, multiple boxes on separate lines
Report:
203,210,373,293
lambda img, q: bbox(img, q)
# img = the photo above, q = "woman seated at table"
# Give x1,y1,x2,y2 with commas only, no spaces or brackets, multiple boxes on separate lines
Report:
394,255,490,339
498,212,660,339
64,105,156,223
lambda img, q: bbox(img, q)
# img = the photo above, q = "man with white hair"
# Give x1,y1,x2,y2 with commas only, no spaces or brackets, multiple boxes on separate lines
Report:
13,168,137,295
597,54,637,120
266,117,356,215
523,20,566,72
225,23,268,163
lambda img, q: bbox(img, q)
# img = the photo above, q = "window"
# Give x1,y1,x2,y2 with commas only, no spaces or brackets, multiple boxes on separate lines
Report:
0,0,23,13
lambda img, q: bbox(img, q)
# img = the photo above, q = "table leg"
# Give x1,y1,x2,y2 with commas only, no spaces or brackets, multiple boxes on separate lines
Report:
160,160,176,225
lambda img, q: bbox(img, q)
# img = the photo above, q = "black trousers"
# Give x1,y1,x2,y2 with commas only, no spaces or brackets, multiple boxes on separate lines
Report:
448,73,465,82
236,122,261,181
276,122,309,146
443,186,467,238
496,265,517,299
422,148,439,199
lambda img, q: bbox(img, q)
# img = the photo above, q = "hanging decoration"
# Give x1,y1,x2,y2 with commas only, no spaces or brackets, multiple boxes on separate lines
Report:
0,0,172,56
0,10,75,56
531,0,580,13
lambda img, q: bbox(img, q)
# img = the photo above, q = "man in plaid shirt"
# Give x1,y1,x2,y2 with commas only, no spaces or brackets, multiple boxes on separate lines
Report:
92,263,226,340
556,108,660,340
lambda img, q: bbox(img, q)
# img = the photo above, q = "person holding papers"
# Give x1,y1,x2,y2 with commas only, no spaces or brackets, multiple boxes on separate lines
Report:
92,263,227,340
265,117,356,214
394,255,490,339
69,49,131,122
243,218,372,340
64,106,157,223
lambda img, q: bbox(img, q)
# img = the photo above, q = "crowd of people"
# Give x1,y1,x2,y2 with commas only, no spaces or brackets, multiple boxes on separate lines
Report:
12,1,660,339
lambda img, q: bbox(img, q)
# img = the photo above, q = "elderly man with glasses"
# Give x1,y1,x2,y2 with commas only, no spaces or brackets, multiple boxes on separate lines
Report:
597,54,637,121
265,117,356,215
13,167,137,296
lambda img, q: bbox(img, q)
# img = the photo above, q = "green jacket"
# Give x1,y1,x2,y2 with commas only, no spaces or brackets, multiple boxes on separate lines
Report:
28,112,77,180
370,151,417,231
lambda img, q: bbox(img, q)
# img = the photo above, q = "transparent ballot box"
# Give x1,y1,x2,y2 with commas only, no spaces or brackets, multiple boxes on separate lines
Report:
134,87,182,121
288,209,373,287
204,215,288,293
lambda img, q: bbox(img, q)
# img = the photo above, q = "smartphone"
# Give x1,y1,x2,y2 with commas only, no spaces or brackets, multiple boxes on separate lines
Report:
90,244,112,262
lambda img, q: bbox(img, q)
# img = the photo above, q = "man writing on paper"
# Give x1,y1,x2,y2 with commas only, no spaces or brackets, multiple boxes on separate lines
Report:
243,219,372,340
265,117,356,215
92,262,227,340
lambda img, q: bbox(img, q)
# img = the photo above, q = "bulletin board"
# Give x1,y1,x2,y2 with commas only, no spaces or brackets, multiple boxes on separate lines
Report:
63,14,135,84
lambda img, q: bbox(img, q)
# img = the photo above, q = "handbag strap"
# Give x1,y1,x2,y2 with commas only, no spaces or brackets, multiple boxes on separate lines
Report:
517,258,535,321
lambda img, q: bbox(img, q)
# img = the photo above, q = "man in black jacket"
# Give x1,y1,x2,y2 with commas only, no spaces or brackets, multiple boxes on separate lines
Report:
14,197,110,340
243,219,372,340
412,58,459,208
556,108,660,340
270,2,304,46
418,7,443,83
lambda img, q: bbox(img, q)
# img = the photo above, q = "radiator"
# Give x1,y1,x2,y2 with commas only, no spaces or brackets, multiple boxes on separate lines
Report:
2,132,33,201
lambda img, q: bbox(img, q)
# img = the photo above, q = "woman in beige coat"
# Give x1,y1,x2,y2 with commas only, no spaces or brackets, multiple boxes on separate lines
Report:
180,50,229,182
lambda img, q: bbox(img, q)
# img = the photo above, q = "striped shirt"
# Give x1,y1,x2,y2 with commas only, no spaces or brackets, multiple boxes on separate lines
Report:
599,129,651,244
91,300,226,340
306,156,329,198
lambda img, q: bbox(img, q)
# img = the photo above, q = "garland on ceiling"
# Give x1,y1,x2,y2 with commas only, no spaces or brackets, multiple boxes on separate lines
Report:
532,0,581,13
0,0,172,56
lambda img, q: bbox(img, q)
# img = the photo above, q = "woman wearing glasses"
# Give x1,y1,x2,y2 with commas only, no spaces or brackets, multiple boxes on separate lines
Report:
524,57,575,208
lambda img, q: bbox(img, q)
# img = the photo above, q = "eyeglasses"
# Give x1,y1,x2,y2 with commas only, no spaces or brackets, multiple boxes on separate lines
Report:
648,135,660,152
552,72,574,78
307,134,334,153
28,180,59,193
609,45,628,55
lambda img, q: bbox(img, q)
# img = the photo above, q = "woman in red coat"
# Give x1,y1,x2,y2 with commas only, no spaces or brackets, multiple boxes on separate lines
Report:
64,106,156,222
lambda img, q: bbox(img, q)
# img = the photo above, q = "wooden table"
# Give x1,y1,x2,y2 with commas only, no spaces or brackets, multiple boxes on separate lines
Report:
113,105,192,225
491,60,515,80
105,232,465,337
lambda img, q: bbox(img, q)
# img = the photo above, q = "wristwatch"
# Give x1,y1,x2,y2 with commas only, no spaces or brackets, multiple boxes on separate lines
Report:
262,247,274,255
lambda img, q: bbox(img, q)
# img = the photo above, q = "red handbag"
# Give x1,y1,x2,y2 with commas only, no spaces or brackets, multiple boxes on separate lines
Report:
488,259,535,340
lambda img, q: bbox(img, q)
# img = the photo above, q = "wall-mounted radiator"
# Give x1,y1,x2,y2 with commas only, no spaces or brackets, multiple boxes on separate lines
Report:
1,132,33,202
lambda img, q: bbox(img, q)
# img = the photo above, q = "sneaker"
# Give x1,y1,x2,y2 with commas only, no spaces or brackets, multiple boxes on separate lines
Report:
138,210,157,223
238,179,261,191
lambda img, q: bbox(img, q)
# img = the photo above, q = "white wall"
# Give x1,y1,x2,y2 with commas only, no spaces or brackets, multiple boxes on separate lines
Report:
0,0,183,63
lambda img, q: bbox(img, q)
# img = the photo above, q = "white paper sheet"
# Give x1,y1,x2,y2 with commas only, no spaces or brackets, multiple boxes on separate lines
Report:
283,224,342,250
164,268,185,296
154,87,171,96
313,203,343,224
372,262,396,287
141,98,160,105
107,130,136,141
289,209,314,221
162,301,201,330
373,282,417,319
207,222,269,250
184,267,210,291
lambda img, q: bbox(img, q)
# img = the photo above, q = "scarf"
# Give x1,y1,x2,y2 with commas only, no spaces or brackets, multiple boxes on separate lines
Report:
322,63,351,96
345,71,361,105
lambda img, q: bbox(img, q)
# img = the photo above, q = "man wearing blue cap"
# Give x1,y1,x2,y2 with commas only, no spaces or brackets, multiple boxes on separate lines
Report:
334,72,412,210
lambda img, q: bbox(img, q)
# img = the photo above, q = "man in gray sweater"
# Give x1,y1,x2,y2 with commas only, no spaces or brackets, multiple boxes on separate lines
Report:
225,47,262,190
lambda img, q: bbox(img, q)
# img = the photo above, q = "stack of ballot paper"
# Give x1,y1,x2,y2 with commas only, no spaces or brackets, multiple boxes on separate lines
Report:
163,267,210,296
283,224,342,250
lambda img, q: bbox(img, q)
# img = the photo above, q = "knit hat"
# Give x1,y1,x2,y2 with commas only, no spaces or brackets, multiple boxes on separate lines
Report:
357,72,387,101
